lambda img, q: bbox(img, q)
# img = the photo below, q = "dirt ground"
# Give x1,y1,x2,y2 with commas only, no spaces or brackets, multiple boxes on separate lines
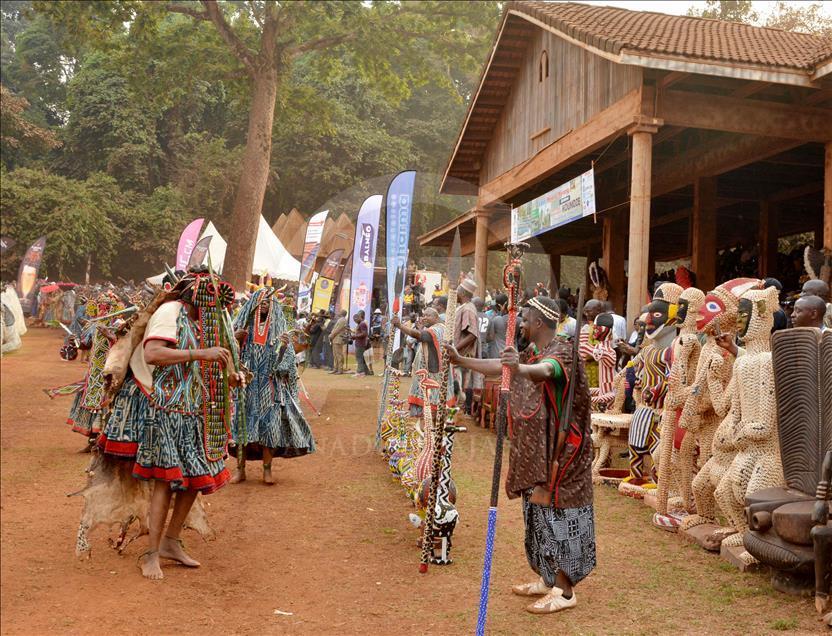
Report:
0,328,822,635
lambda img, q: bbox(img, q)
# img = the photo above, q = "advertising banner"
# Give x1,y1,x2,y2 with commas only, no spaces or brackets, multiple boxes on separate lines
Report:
175,218,204,271
297,210,329,314
311,277,336,313
187,235,212,269
335,253,352,315
510,168,595,242
385,172,415,350
0,237,15,256
349,195,382,324
16,236,46,314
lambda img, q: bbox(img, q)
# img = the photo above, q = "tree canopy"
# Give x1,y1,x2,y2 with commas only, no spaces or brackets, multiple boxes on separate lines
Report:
1,0,498,282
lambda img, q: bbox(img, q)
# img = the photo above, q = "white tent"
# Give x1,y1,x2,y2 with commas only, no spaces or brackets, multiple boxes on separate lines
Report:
147,217,302,285
199,216,301,281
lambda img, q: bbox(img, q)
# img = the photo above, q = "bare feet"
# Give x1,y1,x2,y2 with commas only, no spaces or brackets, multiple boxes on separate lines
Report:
263,464,275,485
231,468,246,484
139,551,163,580
159,536,200,567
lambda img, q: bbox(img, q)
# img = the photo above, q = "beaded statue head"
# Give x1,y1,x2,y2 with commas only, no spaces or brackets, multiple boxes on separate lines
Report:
676,287,705,333
737,285,778,344
697,277,763,335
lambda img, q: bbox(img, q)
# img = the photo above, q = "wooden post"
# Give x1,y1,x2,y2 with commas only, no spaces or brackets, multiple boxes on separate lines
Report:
603,211,626,314
691,176,717,292
474,210,490,296
758,201,779,278
626,126,656,327
548,252,561,293
825,141,832,251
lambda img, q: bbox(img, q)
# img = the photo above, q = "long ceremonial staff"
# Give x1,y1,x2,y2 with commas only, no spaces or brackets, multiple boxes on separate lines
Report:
419,229,461,573
475,241,527,636
375,265,406,449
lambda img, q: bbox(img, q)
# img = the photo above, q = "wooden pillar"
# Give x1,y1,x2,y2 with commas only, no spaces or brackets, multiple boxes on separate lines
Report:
548,252,561,292
691,176,717,292
626,126,656,327
758,200,779,278
603,211,626,314
474,210,489,296
825,141,832,250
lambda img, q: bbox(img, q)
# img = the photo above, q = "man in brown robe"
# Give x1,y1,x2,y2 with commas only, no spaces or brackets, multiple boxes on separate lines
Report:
446,296,595,614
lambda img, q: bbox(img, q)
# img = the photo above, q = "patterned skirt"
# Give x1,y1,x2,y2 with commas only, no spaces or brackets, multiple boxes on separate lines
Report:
67,391,105,437
231,384,315,461
97,377,150,458
133,408,229,494
522,493,596,588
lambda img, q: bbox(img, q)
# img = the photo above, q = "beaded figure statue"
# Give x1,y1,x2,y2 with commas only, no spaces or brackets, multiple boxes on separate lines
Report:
714,285,785,565
654,286,705,529
380,369,404,458
679,278,763,537
401,370,439,500
620,283,682,493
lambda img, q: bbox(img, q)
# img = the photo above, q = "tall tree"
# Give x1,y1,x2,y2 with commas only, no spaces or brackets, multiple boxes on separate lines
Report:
35,0,499,288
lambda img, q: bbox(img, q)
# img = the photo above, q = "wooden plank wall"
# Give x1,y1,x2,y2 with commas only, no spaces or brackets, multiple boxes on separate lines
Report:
482,29,641,184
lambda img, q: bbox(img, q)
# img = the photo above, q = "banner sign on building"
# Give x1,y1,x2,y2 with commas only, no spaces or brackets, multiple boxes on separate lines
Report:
175,218,204,271
510,168,596,242
16,236,46,314
297,210,329,314
349,195,382,323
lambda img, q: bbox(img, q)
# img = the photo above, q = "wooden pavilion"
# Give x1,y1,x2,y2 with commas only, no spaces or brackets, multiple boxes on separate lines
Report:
418,1,832,324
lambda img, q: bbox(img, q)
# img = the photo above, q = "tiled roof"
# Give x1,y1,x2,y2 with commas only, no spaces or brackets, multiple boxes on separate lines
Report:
512,1,832,71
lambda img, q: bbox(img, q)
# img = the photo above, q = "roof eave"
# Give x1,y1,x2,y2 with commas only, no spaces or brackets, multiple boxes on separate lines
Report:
812,57,832,81
619,51,819,88
439,10,513,196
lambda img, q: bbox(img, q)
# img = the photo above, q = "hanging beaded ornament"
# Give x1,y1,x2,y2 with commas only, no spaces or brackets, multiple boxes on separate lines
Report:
190,274,236,462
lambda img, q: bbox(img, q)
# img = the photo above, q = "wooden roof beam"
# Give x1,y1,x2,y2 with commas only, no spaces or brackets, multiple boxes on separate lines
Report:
654,87,832,142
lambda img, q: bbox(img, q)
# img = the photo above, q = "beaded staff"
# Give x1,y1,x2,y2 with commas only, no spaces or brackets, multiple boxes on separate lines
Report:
376,266,407,450
419,229,461,573
475,241,527,635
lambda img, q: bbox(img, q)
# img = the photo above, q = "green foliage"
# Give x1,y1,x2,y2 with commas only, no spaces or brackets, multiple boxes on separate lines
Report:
687,1,758,23
0,168,121,279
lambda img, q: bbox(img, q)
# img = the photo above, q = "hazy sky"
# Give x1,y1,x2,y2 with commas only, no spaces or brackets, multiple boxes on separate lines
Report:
571,0,831,21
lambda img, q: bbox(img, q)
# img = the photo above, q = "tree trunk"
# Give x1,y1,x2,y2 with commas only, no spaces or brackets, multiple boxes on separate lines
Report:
85,254,92,286
221,66,278,289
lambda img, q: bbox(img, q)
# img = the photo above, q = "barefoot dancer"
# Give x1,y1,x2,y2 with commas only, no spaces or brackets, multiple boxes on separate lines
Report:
446,296,595,614
230,288,315,485
129,270,243,579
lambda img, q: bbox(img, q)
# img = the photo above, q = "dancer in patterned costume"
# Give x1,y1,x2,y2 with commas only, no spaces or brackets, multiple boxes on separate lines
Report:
66,295,124,448
125,270,244,579
447,296,595,614
230,288,316,485
622,283,682,490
